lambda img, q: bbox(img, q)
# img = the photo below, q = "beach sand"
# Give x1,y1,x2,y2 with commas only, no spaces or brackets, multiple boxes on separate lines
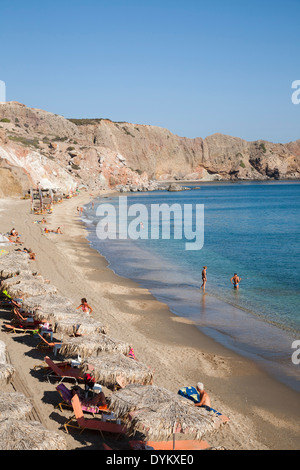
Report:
0,192,300,450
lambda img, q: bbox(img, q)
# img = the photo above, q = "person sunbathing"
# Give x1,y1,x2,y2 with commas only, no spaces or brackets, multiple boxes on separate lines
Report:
71,385,107,408
15,247,36,259
178,382,211,408
39,320,54,341
194,382,211,408
27,249,36,260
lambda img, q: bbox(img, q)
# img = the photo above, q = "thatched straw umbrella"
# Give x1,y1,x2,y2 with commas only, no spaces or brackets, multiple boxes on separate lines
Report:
1,271,44,290
59,334,130,359
0,341,7,364
0,252,30,279
109,384,180,416
0,341,15,385
0,363,15,386
5,280,57,300
31,307,80,323
109,384,226,446
54,315,107,337
0,419,67,450
0,392,33,420
79,352,154,387
128,400,224,444
22,294,73,314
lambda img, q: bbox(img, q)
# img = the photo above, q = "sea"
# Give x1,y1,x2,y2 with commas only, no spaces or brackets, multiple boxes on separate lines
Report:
82,181,300,392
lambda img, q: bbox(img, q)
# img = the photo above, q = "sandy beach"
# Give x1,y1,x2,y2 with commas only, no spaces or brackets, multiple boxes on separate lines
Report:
0,191,300,451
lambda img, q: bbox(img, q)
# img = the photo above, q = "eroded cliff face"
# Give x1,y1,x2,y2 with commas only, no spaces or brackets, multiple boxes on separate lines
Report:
0,101,299,196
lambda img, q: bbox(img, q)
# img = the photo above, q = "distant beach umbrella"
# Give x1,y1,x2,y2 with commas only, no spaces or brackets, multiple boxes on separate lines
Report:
0,252,30,279
0,419,67,450
109,384,226,445
54,315,107,337
79,352,154,388
5,280,57,299
59,333,130,359
1,272,44,290
0,392,33,420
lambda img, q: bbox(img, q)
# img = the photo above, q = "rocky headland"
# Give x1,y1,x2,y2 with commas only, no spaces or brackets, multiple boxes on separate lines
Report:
0,101,299,196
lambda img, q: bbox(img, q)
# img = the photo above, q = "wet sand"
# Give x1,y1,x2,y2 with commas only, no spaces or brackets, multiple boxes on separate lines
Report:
0,192,300,450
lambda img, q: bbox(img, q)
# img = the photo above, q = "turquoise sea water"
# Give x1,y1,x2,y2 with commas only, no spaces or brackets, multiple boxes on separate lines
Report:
83,181,300,391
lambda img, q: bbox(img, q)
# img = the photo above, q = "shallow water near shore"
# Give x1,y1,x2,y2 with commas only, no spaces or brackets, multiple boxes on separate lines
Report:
82,181,300,392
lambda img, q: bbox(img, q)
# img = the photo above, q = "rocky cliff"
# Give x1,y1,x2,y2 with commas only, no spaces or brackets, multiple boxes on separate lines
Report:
0,101,299,196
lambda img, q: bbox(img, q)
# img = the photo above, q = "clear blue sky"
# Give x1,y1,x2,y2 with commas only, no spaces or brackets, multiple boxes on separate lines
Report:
1,0,299,143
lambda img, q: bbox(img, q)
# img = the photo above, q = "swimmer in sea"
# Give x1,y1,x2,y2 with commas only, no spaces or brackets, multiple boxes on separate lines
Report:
200,266,207,292
231,273,241,289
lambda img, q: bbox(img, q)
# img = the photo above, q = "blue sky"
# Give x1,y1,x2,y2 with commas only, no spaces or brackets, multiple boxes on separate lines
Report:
1,0,299,143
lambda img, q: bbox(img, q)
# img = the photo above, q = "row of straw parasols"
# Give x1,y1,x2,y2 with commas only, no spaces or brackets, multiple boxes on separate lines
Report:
0,252,156,389
0,250,228,448
0,340,66,450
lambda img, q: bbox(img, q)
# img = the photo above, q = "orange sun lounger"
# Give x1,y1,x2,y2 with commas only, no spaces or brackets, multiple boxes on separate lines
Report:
129,439,211,450
44,356,85,384
64,394,126,439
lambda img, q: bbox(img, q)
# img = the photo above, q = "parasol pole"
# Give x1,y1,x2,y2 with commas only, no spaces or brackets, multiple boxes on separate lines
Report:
173,424,176,450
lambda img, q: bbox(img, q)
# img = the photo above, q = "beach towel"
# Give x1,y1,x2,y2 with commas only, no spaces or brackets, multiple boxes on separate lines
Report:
178,386,200,404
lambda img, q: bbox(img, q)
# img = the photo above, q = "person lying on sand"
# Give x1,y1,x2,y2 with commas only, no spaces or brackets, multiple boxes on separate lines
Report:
76,298,93,314
27,249,36,260
15,236,23,245
44,227,63,234
15,247,36,260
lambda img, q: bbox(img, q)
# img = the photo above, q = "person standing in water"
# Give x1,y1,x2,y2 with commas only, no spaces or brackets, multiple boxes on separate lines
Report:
77,298,93,314
200,266,207,292
231,273,242,289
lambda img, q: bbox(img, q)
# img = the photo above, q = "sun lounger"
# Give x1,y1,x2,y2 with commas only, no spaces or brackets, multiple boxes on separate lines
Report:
12,306,36,322
36,333,62,355
63,394,126,438
44,356,85,384
3,323,39,334
1,291,22,307
129,439,211,450
12,307,39,328
56,383,107,416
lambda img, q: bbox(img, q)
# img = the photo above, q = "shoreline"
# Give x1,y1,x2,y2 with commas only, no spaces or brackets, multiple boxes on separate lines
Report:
0,191,300,449
83,188,300,393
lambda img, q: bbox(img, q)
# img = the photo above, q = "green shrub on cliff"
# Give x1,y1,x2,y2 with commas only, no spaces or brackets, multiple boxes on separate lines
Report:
260,143,267,153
